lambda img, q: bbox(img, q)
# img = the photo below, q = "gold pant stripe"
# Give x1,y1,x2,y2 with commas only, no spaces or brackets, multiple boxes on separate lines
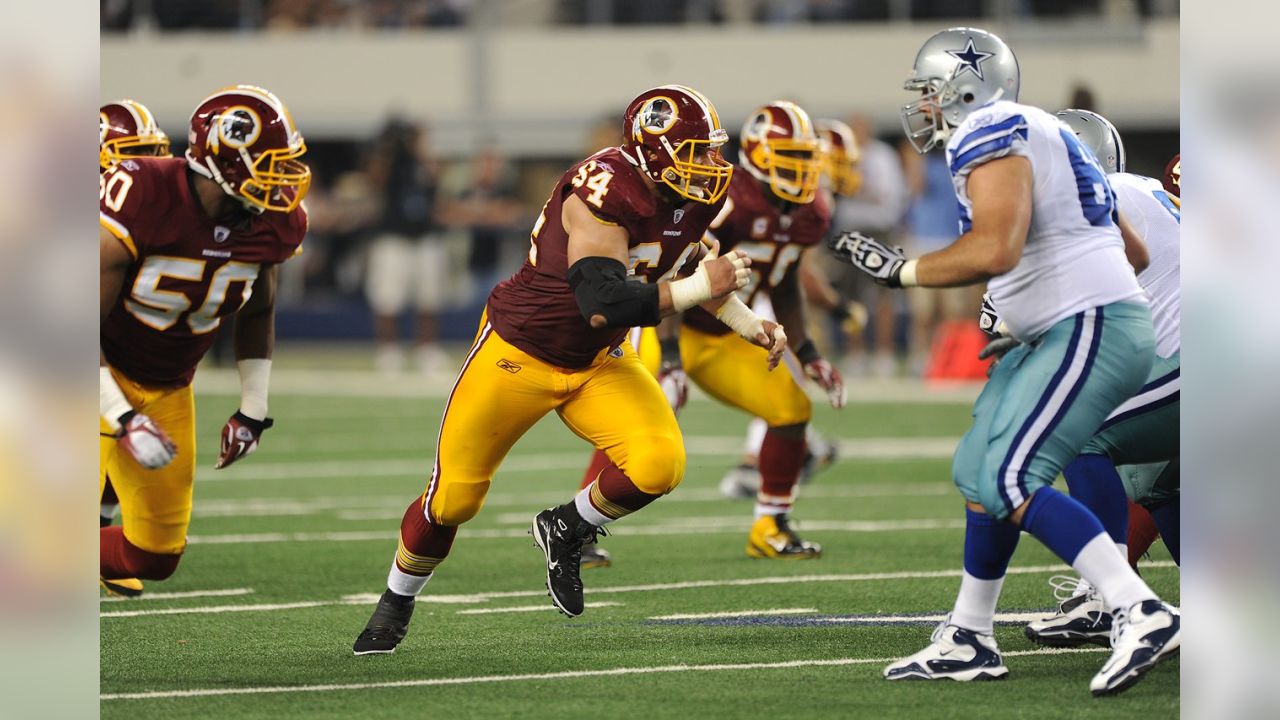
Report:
588,481,632,519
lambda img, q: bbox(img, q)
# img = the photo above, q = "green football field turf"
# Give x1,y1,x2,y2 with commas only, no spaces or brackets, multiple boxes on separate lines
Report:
100,371,1178,719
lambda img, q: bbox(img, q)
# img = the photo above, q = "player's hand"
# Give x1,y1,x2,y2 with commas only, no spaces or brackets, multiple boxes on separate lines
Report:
829,231,906,287
804,357,847,409
978,336,1021,378
704,249,752,298
215,411,275,469
837,301,869,341
116,411,177,470
657,364,689,414
748,320,787,371
978,293,1008,337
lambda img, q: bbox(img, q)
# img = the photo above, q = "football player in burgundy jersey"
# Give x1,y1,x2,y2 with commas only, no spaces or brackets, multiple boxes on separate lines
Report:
353,85,788,656
97,99,173,598
99,86,309,592
576,101,846,564
706,117,865,521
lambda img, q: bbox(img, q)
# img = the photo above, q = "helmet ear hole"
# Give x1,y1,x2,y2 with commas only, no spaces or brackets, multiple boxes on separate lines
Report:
962,92,975,104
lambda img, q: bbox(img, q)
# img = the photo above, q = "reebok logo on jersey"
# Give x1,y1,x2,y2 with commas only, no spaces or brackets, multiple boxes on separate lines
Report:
496,359,522,374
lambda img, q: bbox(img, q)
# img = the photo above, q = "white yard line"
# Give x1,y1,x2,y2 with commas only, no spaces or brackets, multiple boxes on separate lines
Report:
101,647,1102,701
456,602,622,615
101,588,253,603
101,562,1176,619
650,608,817,621
198,439,958,483
199,482,956,520
101,600,342,619
185,518,964,546
194,368,981,404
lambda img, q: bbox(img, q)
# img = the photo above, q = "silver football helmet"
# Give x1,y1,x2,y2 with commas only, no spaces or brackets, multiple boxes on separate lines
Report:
901,27,1021,153
1055,109,1127,174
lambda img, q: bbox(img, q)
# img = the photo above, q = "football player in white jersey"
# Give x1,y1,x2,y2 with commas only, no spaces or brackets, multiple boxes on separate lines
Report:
1019,109,1180,648
829,27,1179,695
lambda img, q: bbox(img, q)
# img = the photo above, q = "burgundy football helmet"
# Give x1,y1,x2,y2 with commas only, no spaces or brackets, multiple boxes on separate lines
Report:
100,99,170,170
1163,154,1180,199
621,85,733,205
740,101,822,204
185,85,310,214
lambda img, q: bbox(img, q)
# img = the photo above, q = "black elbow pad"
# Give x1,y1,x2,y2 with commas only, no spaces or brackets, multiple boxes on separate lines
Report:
566,256,661,328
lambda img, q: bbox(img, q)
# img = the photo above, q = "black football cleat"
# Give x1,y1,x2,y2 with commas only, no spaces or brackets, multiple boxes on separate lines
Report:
530,504,605,617
353,589,416,656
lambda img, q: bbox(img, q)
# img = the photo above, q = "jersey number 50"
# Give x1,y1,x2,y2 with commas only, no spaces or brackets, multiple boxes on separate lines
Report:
126,257,260,334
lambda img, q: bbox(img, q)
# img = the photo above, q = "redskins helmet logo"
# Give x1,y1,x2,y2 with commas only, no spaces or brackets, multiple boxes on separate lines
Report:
214,106,262,151
635,96,677,139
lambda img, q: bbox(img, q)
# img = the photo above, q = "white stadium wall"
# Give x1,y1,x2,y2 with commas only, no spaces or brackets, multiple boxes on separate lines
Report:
102,20,1177,157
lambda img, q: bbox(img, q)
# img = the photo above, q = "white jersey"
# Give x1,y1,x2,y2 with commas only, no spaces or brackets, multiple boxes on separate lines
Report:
945,101,1146,341
1111,172,1180,358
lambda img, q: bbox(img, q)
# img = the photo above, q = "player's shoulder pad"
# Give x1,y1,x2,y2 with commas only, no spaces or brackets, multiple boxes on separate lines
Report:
99,157,177,257
566,147,656,225
946,101,1032,178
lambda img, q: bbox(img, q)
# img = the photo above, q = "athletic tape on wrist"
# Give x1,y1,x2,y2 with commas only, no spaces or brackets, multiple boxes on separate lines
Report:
100,367,132,432
238,358,272,421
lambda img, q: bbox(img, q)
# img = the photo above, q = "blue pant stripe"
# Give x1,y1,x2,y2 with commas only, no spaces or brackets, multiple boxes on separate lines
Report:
1015,306,1104,501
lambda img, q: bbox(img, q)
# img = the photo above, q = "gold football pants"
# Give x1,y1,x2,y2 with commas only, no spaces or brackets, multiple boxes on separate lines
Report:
99,367,195,555
632,326,812,427
424,318,685,526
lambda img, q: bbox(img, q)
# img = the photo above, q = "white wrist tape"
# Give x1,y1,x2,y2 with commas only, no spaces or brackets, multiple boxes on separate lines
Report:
668,267,714,313
714,295,765,340
899,258,919,287
237,359,272,421
100,367,132,432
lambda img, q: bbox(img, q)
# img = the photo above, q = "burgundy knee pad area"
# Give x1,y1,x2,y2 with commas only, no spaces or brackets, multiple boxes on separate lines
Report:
100,526,182,580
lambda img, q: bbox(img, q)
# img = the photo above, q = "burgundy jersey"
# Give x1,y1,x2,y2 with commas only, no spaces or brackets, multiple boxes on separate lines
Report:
487,147,724,368
683,171,831,335
100,157,306,387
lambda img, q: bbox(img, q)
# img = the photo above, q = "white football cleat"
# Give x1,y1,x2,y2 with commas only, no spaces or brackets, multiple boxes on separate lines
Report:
884,617,1009,682
1025,575,1113,648
719,463,761,499
1090,599,1181,696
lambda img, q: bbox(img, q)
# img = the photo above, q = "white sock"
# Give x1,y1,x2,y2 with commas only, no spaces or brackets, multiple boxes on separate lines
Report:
951,571,1004,634
744,418,768,456
574,487,612,526
387,563,432,597
1072,534,1156,612
101,503,118,521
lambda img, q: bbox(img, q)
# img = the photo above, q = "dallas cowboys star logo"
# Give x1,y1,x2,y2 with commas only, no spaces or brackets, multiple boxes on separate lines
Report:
947,39,994,81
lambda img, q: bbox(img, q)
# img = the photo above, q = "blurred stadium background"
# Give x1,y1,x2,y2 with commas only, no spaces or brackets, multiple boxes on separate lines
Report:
101,0,1178,377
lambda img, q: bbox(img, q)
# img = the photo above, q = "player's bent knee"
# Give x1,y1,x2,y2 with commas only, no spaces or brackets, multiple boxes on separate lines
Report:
428,481,489,527
124,542,182,581
623,435,686,495
763,393,811,428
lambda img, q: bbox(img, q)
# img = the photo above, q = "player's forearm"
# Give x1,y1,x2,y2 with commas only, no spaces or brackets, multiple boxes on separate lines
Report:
233,308,275,361
771,276,809,351
913,231,1021,288
798,255,840,312
656,313,682,341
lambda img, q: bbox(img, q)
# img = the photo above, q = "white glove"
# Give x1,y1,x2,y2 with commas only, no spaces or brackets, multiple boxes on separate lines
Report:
117,411,178,470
